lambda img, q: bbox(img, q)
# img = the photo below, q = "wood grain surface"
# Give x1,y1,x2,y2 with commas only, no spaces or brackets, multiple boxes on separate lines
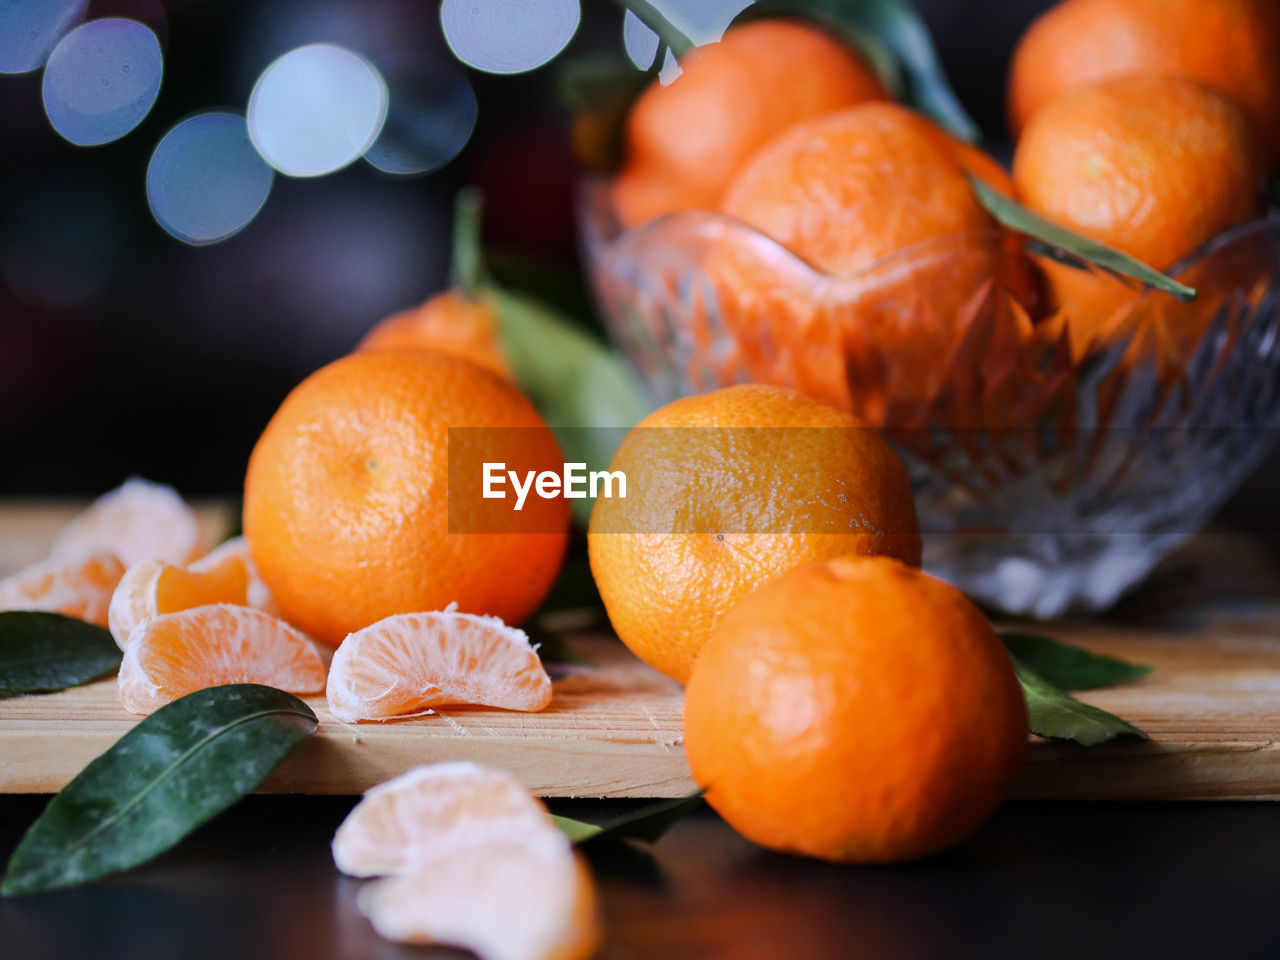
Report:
3,503,1280,799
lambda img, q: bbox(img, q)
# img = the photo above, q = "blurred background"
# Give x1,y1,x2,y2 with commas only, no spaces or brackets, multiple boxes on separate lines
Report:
3,0,1272,528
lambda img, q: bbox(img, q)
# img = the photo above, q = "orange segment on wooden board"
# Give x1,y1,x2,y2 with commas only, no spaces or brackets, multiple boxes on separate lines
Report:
51,479,205,568
0,552,125,628
325,606,552,723
117,604,326,715
332,762,559,877
108,537,280,649
189,536,280,617
357,840,601,960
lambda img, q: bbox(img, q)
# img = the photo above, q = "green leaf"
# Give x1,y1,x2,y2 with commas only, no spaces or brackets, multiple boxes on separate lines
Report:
555,791,705,847
1014,659,1148,747
0,612,121,694
450,187,485,296
969,175,1197,302
1002,632,1152,692
743,0,978,141
2,685,317,896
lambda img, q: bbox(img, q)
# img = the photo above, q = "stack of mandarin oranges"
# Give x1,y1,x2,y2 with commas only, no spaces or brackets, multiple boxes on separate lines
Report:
5,3,1279,958
601,0,1279,426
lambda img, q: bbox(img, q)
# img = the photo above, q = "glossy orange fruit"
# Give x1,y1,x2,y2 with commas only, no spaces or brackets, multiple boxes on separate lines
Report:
613,18,888,227
325,606,552,723
0,552,124,627
714,102,1032,422
1013,75,1262,355
684,555,1027,863
244,350,568,645
588,384,921,684
1007,0,1280,164
117,604,327,714
358,289,512,380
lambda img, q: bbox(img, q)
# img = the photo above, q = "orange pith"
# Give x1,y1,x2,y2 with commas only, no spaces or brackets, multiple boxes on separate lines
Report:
51,478,204,569
117,604,326,714
334,762,602,959
325,607,552,723
0,552,125,628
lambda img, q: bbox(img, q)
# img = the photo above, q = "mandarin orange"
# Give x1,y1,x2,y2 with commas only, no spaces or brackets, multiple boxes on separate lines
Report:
684,555,1027,863
1007,0,1280,164
588,384,920,684
244,350,568,645
613,18,887,227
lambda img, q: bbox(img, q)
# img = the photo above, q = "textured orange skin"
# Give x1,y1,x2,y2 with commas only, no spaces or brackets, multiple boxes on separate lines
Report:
588,385,921,684
1007,0,1280,164
712,103,1035,419
357,290,511,380
1013,75,1262,355
613,18,888,228
684,555,1027,864
244,351,568,645
721,103,1000,278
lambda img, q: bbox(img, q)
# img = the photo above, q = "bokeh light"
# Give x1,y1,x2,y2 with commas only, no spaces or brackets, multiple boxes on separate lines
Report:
623,10,658,70
41,18,163,146
147,112,275,246
440,0,580,75
247,43,389,177
0,0,87,74
364,60,477,176
623,0,756,77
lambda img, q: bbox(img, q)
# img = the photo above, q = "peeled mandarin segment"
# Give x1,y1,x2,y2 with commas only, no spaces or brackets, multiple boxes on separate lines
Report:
0,552,125,628
190,536,282,618
107,552,255,650
117,603,326,715
51,479,205,568
332,761,557,878
325,607,552,723
357,842,600,960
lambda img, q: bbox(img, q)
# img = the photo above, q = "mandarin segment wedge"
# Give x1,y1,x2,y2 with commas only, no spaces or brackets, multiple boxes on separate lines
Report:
108,537,280,649
357,840,601,960
51,478,205,569
325,606,552,723
117,604,327,715
332,762,558,877
0,552,125,628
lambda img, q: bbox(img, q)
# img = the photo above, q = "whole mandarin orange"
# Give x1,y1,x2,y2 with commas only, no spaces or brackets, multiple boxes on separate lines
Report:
613,18,888,227
244,350,568,645
587,384,920,684
684,554,1027,864
714,102,1033,422
1013,75,1262,355
1007,0,1280,165
358,289,511,380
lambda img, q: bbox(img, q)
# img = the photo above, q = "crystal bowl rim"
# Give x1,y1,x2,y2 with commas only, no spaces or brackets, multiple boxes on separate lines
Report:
579,177,1280,300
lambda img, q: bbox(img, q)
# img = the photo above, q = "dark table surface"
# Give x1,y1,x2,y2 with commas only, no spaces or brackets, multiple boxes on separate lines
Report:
3,795,1280,960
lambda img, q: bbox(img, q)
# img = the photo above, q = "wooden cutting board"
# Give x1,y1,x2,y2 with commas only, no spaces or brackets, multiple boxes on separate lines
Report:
3,503,1280,799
